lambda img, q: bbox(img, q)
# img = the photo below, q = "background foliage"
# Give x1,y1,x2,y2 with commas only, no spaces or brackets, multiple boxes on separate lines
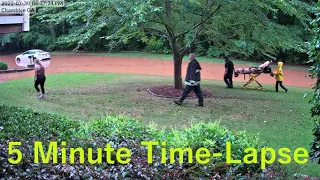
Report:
0,0,318,63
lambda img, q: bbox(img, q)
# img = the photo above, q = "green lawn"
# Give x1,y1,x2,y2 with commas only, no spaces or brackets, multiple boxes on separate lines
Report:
50,51,309,71
0,72,318,177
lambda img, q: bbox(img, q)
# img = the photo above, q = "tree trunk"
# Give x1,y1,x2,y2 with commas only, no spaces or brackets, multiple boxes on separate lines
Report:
173,52,183,89
163,0,183,89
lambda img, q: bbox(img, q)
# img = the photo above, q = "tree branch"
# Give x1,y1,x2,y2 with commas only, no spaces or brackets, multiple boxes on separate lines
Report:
155,11,170,30
176,2,222,39
180,26,202,56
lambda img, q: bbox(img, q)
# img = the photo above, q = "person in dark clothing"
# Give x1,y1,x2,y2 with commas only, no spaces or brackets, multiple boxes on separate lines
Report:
34,59,46,99
224,56,234,88
174,53,204,106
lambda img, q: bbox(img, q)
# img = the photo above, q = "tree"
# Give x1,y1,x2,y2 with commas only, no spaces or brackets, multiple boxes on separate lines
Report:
143,0,222,89
306,1,320,164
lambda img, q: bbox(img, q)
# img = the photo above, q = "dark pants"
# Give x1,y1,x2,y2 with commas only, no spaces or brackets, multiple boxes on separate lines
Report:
35,75,46,94
224,73,233,88
179,85,204,105
275,81,287,92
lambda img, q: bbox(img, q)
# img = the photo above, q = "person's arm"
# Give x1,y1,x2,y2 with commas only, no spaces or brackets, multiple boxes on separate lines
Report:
278,68,283,76
195,62,201,73
197,61,202,71
224,63,228,76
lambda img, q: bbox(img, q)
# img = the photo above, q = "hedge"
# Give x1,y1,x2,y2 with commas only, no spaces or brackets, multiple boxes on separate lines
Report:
0,104,285,179
0,61,8,70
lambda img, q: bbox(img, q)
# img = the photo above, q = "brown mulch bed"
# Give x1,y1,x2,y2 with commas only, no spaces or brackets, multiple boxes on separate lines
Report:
147,85,212,98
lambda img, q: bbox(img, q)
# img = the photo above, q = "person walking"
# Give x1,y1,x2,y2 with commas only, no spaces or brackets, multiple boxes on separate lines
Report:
174,53,204,106
274,59,288,93
34,59,46,99
224,56,234,88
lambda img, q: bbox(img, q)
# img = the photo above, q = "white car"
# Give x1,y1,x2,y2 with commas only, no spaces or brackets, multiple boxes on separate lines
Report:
15,49,50,67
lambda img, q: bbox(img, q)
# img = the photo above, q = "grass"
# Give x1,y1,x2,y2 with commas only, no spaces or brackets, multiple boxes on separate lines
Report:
0,72,318,177
50,51,309,71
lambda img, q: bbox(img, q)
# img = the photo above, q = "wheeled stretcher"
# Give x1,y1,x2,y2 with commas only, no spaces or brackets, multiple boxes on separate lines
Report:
234,61,274,90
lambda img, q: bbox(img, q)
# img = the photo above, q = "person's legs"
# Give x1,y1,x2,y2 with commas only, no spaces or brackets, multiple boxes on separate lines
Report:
40,76,46,95
224,74,233,88
279,81,288,93
34,78,40,93
275,81,279,92
224,75,230,88
35,76,46,99
174,85,192,105
228,74,233,88
194,85,204,106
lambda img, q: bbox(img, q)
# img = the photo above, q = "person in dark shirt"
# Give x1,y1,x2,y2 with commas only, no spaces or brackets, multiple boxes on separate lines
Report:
224,56,234,88
174,53,204,106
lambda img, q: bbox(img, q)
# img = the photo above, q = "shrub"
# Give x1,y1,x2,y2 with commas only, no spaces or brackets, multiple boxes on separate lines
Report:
195,44,207,57
78,115,150,140
310,124,320,164
144,36,171,54
206,46,224,58
0,104,285,178
306,2,320,164
149,122,263,176
0,105,81,141
0,61,8,70
0,136,268,179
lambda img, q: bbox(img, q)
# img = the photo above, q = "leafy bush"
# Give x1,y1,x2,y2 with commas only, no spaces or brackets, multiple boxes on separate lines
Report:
310,124,320,163
78,115,150,140
0,61,8,70
195,43,207,56
149,122,263,176
206,46,224,58
0,104,285,178
306,2,320,164
144,36,171,54
1,136,288,179
0,137,158,179
0,105,81,141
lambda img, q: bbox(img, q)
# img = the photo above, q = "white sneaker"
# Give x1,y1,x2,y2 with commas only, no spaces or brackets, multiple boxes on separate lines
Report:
38,93,44,99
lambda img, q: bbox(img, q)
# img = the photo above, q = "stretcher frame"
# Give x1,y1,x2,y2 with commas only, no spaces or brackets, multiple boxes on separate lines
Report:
242,72,266,91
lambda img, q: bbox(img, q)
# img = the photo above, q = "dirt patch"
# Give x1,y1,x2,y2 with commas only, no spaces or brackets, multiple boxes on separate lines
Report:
147,85,212,98
0,54,315,88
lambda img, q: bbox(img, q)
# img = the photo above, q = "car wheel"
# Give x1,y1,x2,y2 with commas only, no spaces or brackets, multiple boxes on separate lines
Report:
16,58,21,64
